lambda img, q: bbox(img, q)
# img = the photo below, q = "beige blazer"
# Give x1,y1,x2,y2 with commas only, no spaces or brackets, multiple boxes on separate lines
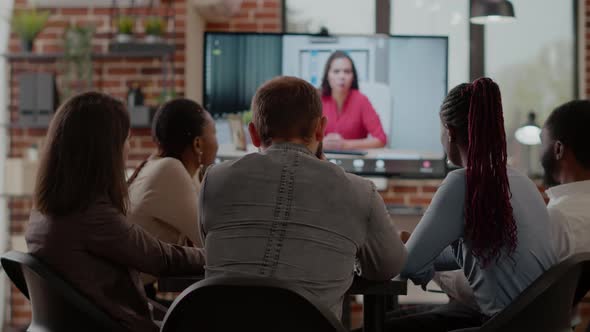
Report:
128,157,203,283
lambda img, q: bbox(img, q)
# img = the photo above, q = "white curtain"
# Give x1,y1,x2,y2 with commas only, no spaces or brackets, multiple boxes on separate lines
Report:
0,1,15,327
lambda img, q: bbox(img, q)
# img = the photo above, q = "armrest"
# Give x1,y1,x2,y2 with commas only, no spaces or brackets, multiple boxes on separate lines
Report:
148,299,169,321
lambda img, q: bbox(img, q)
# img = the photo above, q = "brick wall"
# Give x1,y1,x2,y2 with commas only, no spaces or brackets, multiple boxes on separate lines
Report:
205,0,282,32
6,0,190,327
5,0,286,328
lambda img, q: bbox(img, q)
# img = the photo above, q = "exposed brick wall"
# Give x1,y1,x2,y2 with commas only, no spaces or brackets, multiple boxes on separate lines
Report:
5,0,284,328
6,0,189,327
380,179,441,207
206,0,282,32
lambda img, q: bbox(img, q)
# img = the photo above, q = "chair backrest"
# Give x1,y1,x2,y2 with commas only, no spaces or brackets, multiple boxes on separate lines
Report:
160,275,348,332
1,251,124,332
475,252,590,332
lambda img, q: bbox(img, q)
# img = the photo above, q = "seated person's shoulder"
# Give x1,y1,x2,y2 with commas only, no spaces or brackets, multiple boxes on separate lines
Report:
344,171,375,190
446,167,466,179
206,151,287,177
340,172,383,204
134,157,196,191
86,198,126,222
442,168,467,188
203,158,238,178
505,167,543,196
148,157,189,179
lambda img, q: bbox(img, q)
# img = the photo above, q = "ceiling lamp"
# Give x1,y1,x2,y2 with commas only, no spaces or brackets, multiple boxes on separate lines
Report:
470,0,516,24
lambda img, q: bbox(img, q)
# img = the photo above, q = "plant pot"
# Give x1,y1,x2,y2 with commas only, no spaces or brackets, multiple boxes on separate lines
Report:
21,39,33,53
115,33,133,43
145,34,162,43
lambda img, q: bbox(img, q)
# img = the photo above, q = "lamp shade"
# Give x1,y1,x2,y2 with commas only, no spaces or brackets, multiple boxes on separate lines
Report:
470,0,516,24
515,112,541,146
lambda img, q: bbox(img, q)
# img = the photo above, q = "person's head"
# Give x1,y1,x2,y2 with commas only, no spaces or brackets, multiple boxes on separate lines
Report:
541,100,590,187
35,91,130,217
439,77,516,266
249,76,326,152
150,98,218,175
321,51,359,97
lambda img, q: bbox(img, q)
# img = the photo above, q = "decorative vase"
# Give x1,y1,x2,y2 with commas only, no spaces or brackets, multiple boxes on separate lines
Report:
115,33,133,43
145,34,162,44
21,39,33,53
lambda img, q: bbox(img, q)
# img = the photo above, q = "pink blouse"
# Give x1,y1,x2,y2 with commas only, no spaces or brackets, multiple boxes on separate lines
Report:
322,89,387,144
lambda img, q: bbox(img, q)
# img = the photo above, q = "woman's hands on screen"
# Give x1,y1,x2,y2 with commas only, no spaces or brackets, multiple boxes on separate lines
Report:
323,133,345,150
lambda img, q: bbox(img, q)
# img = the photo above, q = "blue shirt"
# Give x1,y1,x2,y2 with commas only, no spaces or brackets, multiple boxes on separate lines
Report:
402,168,560,316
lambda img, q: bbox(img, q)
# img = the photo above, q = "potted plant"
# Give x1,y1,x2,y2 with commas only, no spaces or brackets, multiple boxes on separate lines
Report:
241,109,252,124
115,15,134,43
11,8,50,53
157,88,177,104
60,25,94,100
144,17,165,43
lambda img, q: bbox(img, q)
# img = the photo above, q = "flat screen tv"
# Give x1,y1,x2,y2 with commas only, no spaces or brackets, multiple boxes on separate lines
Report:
204,32,449,176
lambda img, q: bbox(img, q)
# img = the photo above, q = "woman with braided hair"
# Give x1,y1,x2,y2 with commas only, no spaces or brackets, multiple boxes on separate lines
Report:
386,78,561,331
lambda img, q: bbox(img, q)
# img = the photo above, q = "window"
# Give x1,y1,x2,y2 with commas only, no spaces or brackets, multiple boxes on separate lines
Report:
485,0,575,174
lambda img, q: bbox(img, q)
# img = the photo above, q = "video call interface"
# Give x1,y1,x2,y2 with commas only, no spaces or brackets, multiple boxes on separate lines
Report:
204,33,448,156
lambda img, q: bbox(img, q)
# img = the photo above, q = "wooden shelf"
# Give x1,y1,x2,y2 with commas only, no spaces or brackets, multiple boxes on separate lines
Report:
2,123,47,129
4,51,173,61
3,43,175,61
2,122,152,129
0,193,33,199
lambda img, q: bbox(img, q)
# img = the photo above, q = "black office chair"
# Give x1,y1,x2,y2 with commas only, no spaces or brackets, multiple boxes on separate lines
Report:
160,275,349,332
451,252,590,332
1,250,125,332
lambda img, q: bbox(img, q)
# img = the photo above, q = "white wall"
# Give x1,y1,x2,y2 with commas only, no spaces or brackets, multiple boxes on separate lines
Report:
485,0,574,174
391,0,469,89
485,0,574,125
0,1,14,327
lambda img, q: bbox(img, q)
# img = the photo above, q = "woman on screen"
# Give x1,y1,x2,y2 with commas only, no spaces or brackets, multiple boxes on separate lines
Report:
320,51,387,150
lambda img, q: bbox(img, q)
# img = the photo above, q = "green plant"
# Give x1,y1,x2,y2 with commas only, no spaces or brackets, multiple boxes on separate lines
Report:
144,17,165,36
157,88,177,104
241,109,252,124
116,16,134,35
11,8,50,42
60,25,95,100
63,25,94,58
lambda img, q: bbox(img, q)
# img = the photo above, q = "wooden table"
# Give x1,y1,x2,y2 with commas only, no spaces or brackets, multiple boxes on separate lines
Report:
158,275,407,332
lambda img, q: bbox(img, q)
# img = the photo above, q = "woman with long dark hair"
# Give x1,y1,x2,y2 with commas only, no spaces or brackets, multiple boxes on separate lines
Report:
320,51,387,150
386,78,560,331
127,98,217,288
26,92,205,332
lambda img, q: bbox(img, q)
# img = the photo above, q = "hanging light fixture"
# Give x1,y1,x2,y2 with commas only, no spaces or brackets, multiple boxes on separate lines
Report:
470,0,516,24
515,112,541,146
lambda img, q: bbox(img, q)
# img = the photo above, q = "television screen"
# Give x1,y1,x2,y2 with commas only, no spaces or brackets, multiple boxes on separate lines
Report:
204,32,448,156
